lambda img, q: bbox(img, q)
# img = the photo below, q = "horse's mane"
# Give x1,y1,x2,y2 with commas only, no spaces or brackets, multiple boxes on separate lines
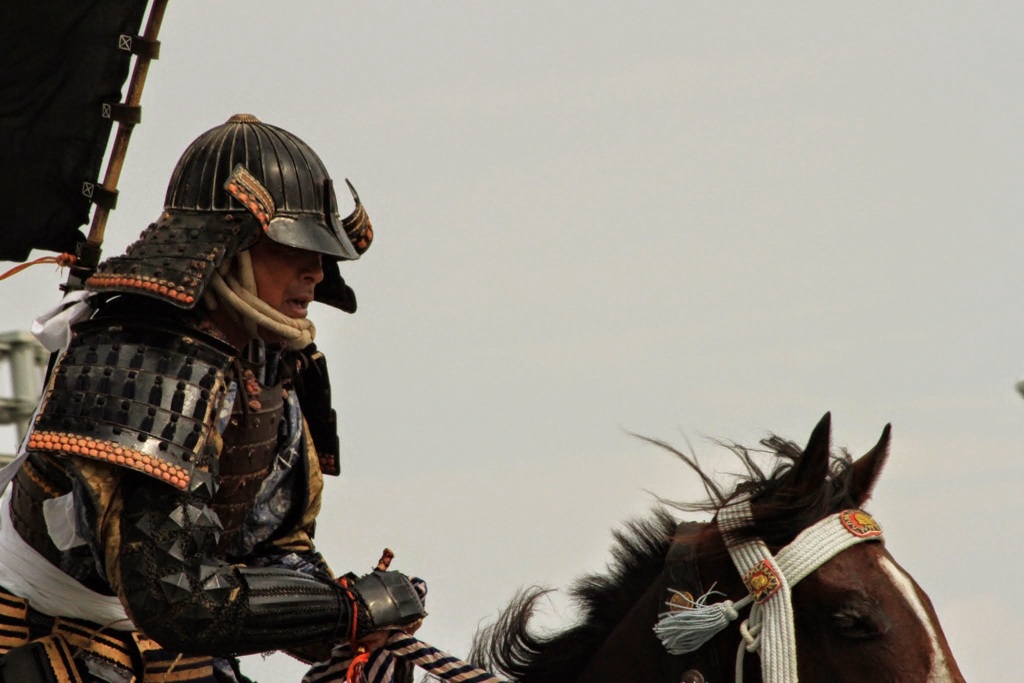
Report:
660,434,862,550
469,433,862,682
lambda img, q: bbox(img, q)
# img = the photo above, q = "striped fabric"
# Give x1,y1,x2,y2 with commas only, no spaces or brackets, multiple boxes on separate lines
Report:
302,578,507,683
142,652,217,682
302,633,507,683
38,635,85,683
53,617,136,671
384,634,506,683
0,587,220,682
0,591,30,655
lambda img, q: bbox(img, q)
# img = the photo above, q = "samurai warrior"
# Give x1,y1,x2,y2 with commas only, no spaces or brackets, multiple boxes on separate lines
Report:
0,115,426,682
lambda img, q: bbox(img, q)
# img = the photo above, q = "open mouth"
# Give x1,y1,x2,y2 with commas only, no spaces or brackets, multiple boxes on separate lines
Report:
284,297,311,317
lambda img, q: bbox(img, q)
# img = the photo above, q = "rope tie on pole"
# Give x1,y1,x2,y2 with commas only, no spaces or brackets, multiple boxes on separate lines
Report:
0,254,77,282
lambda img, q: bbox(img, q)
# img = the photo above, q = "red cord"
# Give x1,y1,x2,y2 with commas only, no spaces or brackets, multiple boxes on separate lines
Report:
337,577,360,649
338,576,365,682
346,651,370,683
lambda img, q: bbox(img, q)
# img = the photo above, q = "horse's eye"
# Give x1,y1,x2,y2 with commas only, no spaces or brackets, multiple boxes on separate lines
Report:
832,604,890,640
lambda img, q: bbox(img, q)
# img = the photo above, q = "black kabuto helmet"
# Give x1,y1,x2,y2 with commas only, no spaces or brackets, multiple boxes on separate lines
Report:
87,114,372,313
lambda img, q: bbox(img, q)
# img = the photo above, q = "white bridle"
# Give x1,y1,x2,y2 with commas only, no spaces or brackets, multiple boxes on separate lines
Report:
654,500,884,683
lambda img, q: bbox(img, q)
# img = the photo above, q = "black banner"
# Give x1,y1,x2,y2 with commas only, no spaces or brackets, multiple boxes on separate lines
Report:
0,1,148,262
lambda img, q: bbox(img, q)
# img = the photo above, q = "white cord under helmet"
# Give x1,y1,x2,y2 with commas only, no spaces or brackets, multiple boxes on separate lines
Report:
203,249,316,350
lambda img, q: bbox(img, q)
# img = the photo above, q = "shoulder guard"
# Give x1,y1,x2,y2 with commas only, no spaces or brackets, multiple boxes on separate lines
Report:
27,315,234,491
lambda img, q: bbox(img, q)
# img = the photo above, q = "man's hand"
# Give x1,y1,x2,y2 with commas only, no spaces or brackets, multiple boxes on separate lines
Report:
350,570,428,637
356,630,390,651
355,618,423,652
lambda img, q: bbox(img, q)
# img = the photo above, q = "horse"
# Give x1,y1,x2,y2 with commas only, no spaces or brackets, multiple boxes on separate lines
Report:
469,413,966,682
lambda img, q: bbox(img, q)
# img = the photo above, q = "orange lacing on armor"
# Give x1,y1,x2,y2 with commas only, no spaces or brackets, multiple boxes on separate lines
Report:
0,253,77,281
27,430,191,489
18,458,62,498
86,272,196,304
224,165,275,231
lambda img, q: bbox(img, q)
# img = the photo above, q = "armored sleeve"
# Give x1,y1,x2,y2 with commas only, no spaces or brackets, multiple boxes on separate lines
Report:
113,468,363,655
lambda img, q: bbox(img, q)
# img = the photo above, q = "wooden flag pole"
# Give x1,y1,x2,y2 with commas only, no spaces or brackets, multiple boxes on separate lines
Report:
70,0,170,285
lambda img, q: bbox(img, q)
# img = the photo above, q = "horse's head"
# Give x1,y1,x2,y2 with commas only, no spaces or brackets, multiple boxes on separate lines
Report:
770,414,964,682
791,538,961,683
472,414,965,683
665,413,966,683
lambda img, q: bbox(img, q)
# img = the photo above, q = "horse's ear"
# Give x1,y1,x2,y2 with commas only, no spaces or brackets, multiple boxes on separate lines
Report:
850,424,891,506
786,412,833,496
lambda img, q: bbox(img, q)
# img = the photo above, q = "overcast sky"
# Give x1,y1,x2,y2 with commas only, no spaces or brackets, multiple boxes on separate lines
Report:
2,3,1020,680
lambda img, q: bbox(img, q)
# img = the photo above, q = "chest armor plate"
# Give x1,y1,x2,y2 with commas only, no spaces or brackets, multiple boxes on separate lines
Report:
213,376,285,554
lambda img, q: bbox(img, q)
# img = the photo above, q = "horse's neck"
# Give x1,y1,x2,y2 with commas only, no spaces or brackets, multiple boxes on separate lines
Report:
664,523,762,683
576,566,697,683
682,525,745,677
577,522,751,683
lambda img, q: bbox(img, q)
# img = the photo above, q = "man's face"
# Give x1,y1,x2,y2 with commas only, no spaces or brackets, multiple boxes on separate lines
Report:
249,238,325,319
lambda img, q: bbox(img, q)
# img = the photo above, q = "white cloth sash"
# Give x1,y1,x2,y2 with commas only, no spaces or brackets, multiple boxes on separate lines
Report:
0,486,134,630
0,290,95,493
0,290,134,629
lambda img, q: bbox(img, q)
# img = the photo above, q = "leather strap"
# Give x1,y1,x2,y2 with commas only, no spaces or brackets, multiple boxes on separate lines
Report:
117,33,161,59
